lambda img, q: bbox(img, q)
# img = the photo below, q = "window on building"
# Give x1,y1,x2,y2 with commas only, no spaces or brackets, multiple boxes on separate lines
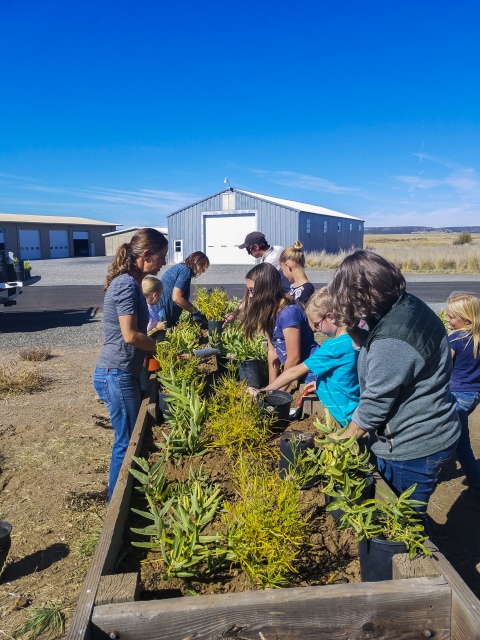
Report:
222,192,236,211
338,222,341,233
324,221,328,233
174,240,182,252
306,218,311,234
349,223,353,231
359,224,362,231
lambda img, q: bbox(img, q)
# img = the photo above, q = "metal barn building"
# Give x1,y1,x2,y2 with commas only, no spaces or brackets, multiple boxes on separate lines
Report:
103,226,168,256
0,213,118,260
167,189,364,265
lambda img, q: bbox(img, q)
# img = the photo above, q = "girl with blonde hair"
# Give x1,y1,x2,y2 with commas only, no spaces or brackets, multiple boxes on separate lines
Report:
141,276,167,334
279,241,314,304
447,292,480,507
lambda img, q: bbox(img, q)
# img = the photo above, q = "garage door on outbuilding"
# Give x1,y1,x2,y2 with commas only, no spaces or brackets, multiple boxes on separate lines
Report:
203,213,256,265
49,230,70,258
19,229,41,260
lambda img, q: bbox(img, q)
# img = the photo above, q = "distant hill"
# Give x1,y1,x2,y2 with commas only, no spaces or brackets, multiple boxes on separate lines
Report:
365,226,480,234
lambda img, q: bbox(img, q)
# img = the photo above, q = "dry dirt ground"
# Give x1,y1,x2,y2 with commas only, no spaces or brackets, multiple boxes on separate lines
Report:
0,348,479,638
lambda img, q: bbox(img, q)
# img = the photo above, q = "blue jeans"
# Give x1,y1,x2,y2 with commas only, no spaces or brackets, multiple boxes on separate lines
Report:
377,440,458,532
451,391,480,489
93,367,142,502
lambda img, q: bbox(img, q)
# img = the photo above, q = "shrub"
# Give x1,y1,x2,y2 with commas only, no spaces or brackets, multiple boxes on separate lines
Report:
0,364,47,399
194,287,230,321
208,375,274,457
453,232,472,245
467,255,480,272
223,455,310,587
19,348,51,362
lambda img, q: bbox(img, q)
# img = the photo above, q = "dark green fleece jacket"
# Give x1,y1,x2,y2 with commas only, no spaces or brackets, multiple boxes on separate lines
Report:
352,292,460,461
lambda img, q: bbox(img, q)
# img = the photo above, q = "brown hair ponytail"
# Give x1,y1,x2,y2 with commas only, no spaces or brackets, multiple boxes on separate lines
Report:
104,228,168,290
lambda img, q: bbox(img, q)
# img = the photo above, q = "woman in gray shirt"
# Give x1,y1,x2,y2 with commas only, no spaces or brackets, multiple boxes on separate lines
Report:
328,250,460,529
94,228,168,501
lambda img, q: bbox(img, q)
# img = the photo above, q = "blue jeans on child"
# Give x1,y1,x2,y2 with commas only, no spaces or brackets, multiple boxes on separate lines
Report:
377,440,458,532
451,391,480,489
93,367,142,502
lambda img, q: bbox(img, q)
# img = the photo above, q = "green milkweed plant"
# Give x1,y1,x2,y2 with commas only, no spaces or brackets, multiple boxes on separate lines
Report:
194,287,230,321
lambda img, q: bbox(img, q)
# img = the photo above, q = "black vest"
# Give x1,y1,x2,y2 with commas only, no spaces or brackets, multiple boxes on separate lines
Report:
364,292,446,362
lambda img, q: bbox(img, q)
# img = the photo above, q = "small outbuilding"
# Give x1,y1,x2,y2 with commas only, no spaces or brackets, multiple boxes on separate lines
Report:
0,213,119,260
103,226,168,256
167,189,364,265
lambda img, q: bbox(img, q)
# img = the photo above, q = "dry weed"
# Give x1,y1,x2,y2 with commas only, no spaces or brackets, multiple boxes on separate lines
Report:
19,348,52,362
0,364,48,399
305,241,480,274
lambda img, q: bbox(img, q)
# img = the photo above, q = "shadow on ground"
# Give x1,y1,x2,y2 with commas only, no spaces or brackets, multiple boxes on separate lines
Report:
430,492,480,598
0,307,100,332
4,543,70,581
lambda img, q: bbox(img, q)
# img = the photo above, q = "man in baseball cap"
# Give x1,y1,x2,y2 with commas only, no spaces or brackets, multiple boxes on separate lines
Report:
239,231,290,290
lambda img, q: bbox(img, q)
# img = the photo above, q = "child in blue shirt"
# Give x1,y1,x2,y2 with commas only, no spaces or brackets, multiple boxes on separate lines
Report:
262,287,361,427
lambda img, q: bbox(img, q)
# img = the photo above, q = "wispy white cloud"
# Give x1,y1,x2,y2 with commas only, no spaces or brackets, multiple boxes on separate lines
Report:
247,169,360,195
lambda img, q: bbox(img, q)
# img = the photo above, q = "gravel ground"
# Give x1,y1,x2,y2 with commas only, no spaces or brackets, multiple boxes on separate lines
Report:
26,256,480,287
0,313,104,350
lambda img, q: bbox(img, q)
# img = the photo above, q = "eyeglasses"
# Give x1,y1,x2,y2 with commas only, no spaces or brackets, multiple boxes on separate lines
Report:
312,316,326,332
247,287,254,295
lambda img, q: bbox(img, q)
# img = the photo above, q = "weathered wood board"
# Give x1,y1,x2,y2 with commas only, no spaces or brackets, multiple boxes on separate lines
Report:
91,576,451,640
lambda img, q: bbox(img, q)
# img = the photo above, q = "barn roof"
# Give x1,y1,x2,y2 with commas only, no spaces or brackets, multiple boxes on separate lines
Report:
0,213,119,226
102,226,168,237
236,190,363,221
167,188,363,221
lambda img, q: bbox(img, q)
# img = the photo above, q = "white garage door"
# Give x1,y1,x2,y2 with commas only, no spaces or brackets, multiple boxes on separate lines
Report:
18,230,41,260
49,230,70,258
204,214,256,265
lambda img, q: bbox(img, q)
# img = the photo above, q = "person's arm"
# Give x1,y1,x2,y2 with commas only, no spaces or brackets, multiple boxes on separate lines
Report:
283,326,302,372
172,287,196,313
267,335,281,384
264,362,309,391
349,338,423,437
119,315,157,351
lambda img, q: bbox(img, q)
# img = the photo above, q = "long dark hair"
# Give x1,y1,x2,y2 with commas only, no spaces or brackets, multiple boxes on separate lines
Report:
241,262,294,338
327,250,406,329
104,228,168,290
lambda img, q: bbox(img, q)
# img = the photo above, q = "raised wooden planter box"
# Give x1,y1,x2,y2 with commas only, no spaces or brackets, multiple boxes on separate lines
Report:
67,375,480,640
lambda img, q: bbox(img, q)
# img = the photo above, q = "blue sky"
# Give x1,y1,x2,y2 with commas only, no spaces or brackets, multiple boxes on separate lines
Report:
1,0,479,228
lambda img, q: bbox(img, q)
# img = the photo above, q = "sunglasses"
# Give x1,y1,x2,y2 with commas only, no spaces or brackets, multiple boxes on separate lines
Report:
246,245,256,255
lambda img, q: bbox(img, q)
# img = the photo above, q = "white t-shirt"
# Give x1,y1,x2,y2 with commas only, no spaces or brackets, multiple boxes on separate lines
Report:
261,245,284,269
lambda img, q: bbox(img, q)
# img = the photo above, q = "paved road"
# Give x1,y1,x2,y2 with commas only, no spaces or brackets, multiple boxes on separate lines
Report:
0,281,480,322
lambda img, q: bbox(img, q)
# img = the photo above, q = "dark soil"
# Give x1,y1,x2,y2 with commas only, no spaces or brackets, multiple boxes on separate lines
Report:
116,386,360,599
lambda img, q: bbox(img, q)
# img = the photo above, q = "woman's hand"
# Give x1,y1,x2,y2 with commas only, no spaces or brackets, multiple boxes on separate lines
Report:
156,321,167,330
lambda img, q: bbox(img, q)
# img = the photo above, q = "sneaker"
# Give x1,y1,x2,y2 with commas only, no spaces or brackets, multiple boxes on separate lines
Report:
461,488,480,511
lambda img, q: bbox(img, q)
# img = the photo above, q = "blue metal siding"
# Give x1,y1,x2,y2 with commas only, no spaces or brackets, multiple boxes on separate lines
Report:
298,211,364,253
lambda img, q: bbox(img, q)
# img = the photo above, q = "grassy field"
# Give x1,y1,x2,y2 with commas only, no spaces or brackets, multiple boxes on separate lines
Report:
305,233,480,273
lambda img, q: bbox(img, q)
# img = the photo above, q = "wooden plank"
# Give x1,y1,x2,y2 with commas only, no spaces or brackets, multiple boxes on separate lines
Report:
95,573,139,606
67,374,159,640
91,576,451,640
392,553,441,580
377,475,480,639
426,541,480,640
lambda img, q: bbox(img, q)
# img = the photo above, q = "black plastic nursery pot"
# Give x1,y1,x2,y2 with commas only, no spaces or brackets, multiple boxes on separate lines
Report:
263,390,294,430
279,430,319,488
207,320,224,336
0,520,12,576
325,474,376,522
14,265,25,281
238,359,262,388
358,536,408,582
